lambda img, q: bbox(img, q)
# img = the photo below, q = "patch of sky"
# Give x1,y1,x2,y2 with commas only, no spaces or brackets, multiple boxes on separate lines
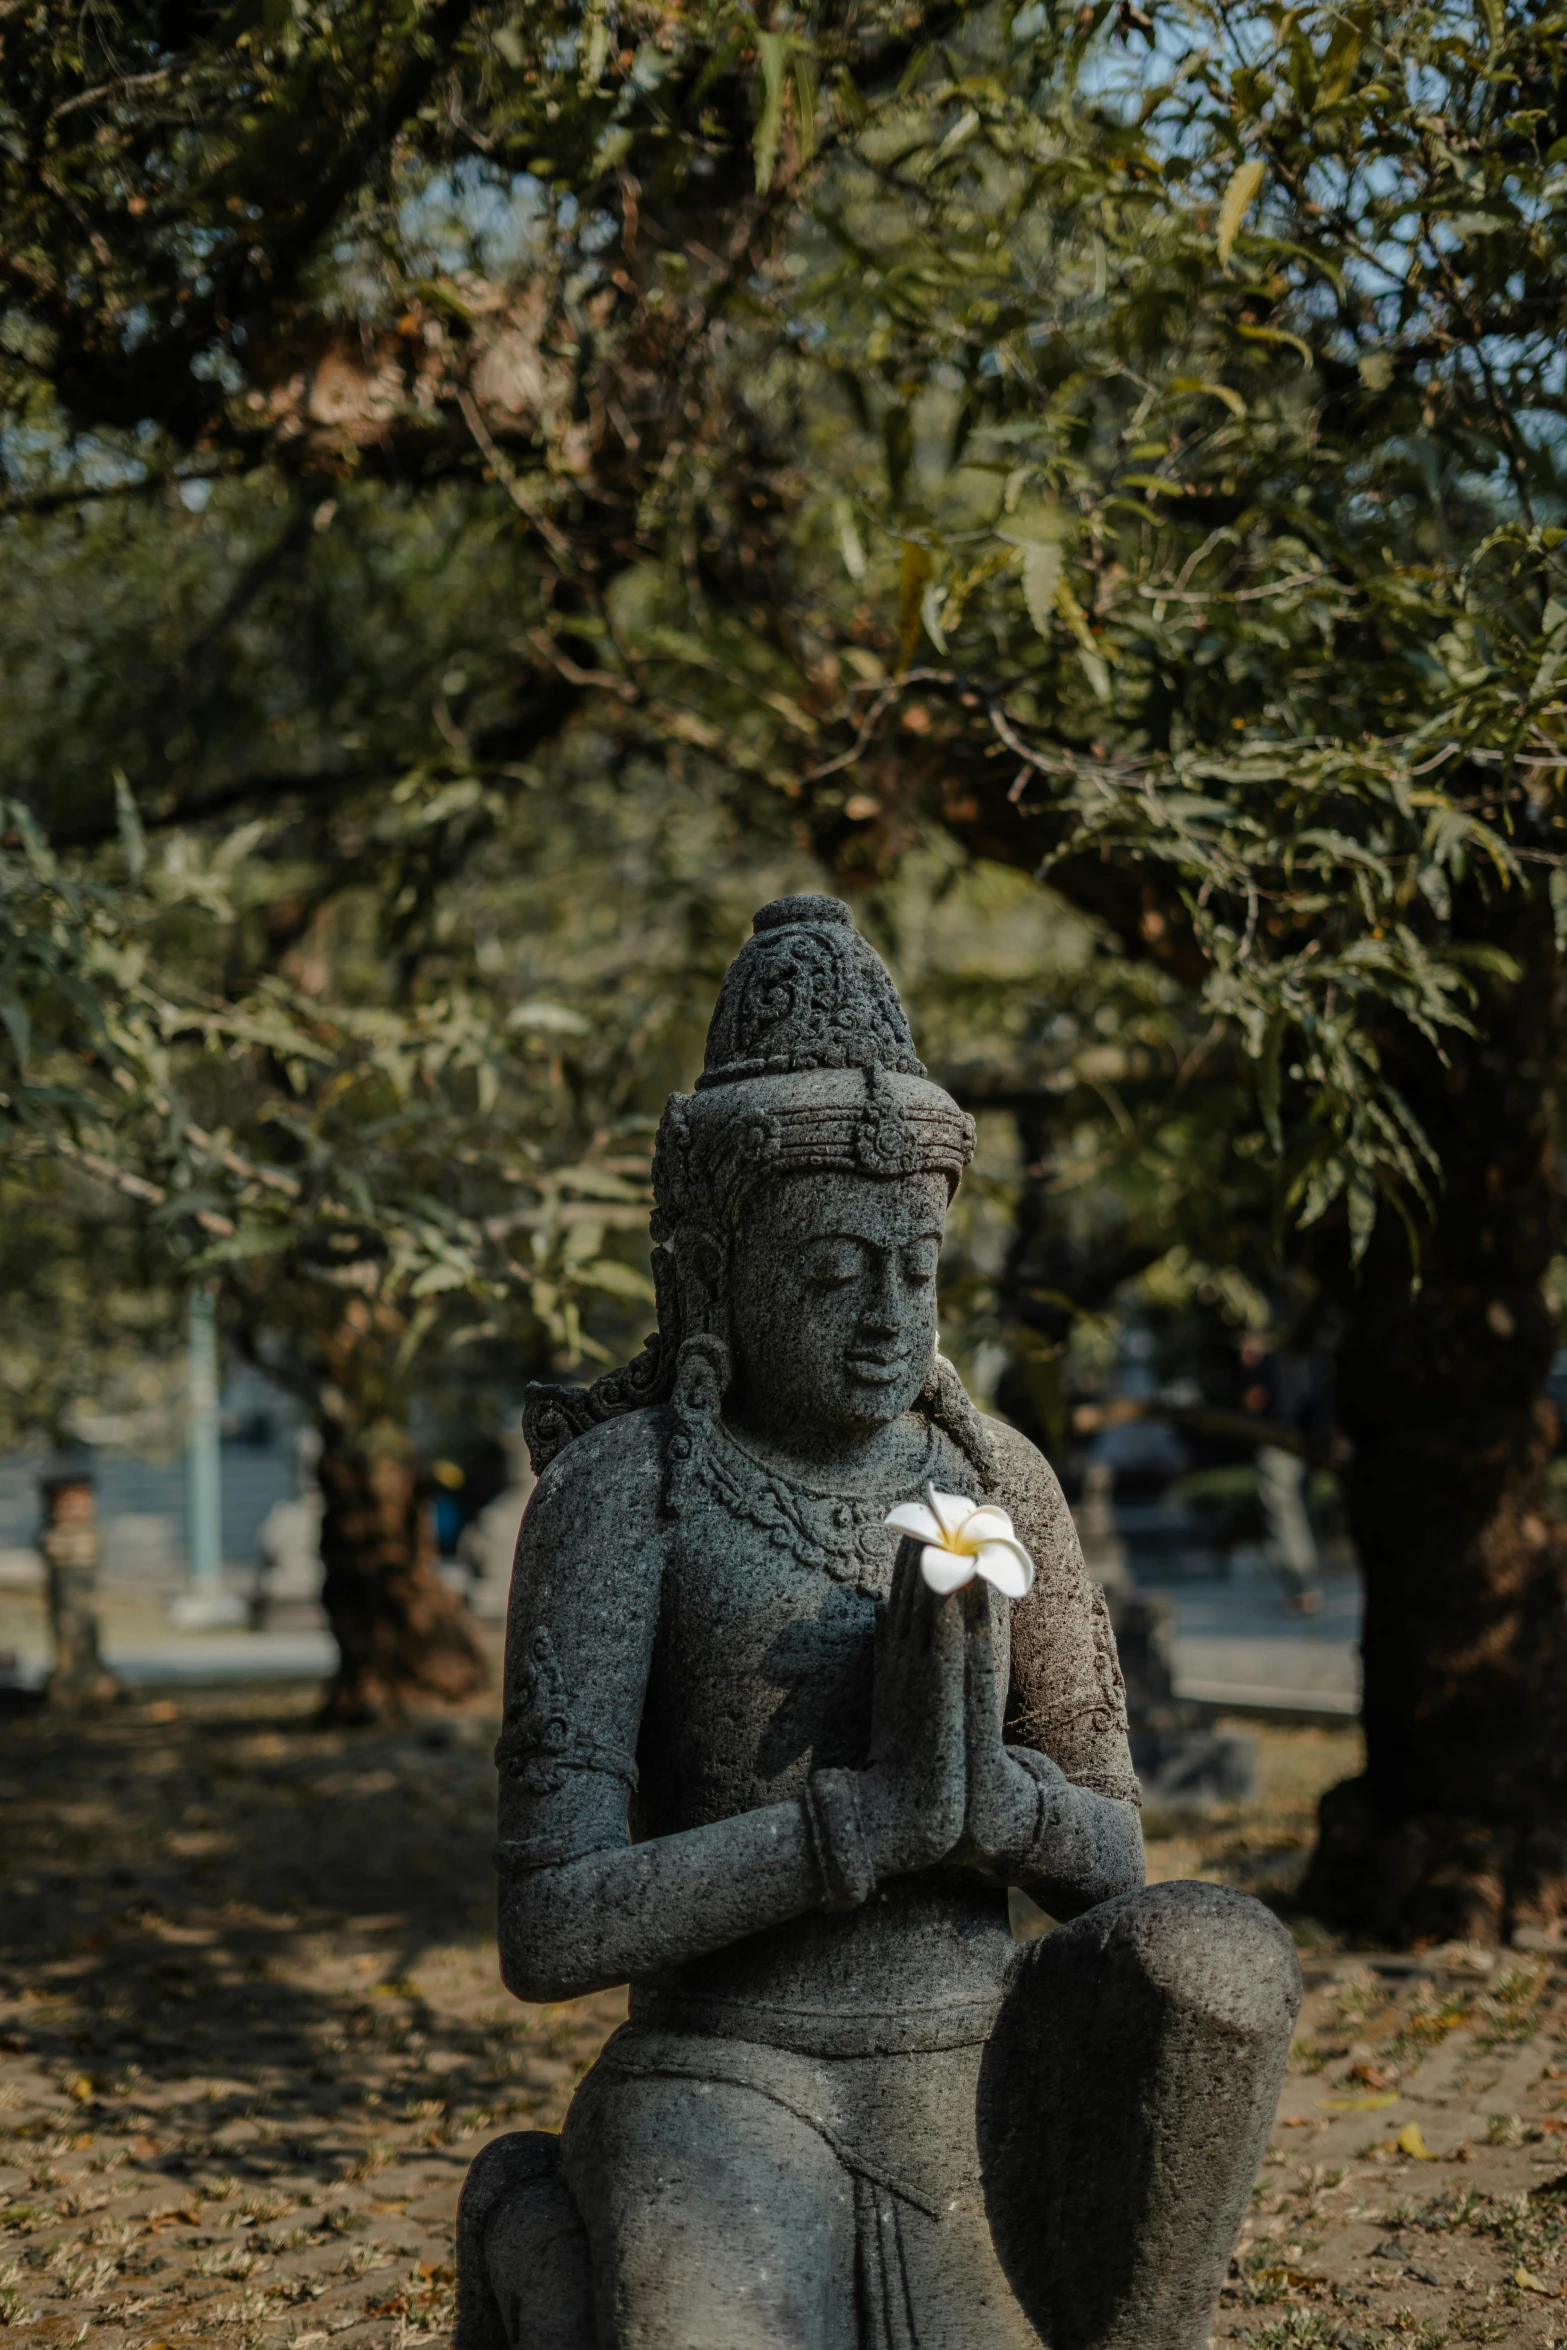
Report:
624,42,672,97
578,208,619,256
0,421,150,498
397,161,550,281
190,343,244,395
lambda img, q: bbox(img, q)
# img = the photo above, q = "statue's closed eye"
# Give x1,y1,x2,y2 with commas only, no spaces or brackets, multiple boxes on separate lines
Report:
803,1242,864,1286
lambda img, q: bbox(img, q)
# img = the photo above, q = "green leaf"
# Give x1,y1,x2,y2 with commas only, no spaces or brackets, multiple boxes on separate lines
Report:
755,31,788,194
1318,8,1369,102
1217,158,1266,268
577,1258,657,1303
1550,866,1567,953
1171,376,1247,418
835,498,868,582
792,51,818,169
112,768,146,883
897,541,932,670
0,991,31,1069
578,1,610,90
1256,1014,1284,1154
883,403,913,504
1021,541,1063,638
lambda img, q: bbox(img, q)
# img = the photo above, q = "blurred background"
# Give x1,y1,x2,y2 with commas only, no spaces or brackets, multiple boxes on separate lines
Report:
5,0,1567,1943
0,847,1375,1752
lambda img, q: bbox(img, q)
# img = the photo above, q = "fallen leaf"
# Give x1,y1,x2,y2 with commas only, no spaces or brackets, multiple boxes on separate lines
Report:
145,2206,201,2230
1397,2122,1437,2159
1515,2263,1552,2293
1319,2092,1401,2110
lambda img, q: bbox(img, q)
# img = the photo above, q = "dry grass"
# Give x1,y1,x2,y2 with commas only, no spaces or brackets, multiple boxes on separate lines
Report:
2,1693,1563,2348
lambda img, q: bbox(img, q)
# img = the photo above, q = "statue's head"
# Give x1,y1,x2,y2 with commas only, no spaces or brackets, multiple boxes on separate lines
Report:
523,896,978,1474
651,897,973,1443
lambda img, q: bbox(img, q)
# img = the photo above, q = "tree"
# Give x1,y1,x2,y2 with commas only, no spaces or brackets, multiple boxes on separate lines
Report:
2,621,824,1713
6,0,1567,1928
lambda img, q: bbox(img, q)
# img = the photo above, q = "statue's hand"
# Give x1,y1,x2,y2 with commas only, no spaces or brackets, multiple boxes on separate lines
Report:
854,1538,967,1878
957,1582,1068,1880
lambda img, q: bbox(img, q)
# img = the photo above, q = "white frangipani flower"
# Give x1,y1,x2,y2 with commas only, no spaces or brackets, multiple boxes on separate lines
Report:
883,1484,1036,1600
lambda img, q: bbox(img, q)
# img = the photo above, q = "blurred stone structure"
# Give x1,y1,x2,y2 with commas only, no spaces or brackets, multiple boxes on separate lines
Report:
1077,1458,1255,1807
39,1468,118,1706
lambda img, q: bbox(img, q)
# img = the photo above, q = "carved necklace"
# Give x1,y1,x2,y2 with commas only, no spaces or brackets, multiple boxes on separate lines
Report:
688,1415,944,1593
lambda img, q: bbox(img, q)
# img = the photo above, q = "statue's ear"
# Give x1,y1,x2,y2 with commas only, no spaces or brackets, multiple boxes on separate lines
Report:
685,1231,726,1304
669,1228,727,1343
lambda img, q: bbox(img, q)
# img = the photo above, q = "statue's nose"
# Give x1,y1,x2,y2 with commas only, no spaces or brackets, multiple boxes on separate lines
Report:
860,1256,901,1332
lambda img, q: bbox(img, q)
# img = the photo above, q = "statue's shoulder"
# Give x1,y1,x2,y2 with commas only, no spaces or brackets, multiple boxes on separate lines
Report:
523,1405,671,1550
977,1414,1082,1585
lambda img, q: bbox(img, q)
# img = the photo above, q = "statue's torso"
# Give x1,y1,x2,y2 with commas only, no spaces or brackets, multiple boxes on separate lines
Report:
631,1414,1019,2058
498,1396,1135,2061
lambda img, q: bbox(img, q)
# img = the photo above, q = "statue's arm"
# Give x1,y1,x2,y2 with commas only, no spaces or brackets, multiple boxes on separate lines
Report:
493,1420,833,2005
500,1802,829,2005
974,1421,1145,1919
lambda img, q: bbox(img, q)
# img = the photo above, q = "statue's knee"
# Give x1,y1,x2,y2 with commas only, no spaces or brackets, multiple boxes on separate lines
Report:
1097,1880,1302,2038
456,2132,591,2350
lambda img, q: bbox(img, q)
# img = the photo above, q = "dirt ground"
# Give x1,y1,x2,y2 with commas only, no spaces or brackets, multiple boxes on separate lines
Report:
2,1689,1566,2350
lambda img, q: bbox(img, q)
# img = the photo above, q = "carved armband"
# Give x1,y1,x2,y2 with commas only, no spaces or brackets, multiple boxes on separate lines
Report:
493,1626,638,1873
802,1768,875,1912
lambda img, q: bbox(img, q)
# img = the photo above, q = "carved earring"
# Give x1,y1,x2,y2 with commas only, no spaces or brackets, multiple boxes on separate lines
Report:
662,1333,732,1516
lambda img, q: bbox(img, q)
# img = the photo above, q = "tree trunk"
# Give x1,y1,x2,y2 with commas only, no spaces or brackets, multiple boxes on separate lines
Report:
317,1418,487,1725
1300,907,1567,1945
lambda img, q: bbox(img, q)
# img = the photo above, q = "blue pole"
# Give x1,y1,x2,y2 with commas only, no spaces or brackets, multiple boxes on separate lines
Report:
186,1287,222,1589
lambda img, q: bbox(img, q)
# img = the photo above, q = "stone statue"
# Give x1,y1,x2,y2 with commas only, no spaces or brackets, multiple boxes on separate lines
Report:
456,897,1300,2350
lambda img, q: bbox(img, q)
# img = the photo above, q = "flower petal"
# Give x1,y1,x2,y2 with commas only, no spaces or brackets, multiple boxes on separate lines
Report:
926,1486,977,1543
974,1538,1034,1599
885,1501,943,1545
920,1544,976,1596
959,1504,1020,1549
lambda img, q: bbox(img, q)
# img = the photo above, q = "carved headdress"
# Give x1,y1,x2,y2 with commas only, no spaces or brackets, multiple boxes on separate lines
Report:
523,896,980,1475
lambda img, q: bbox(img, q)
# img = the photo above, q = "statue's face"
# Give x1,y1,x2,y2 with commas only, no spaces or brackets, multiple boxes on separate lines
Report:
726,1170,947,1444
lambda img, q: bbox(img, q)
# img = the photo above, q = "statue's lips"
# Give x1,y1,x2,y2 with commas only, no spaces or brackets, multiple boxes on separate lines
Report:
842,1349,908,1384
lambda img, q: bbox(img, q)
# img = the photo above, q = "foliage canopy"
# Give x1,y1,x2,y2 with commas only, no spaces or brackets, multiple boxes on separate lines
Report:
4,0,1567,1357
